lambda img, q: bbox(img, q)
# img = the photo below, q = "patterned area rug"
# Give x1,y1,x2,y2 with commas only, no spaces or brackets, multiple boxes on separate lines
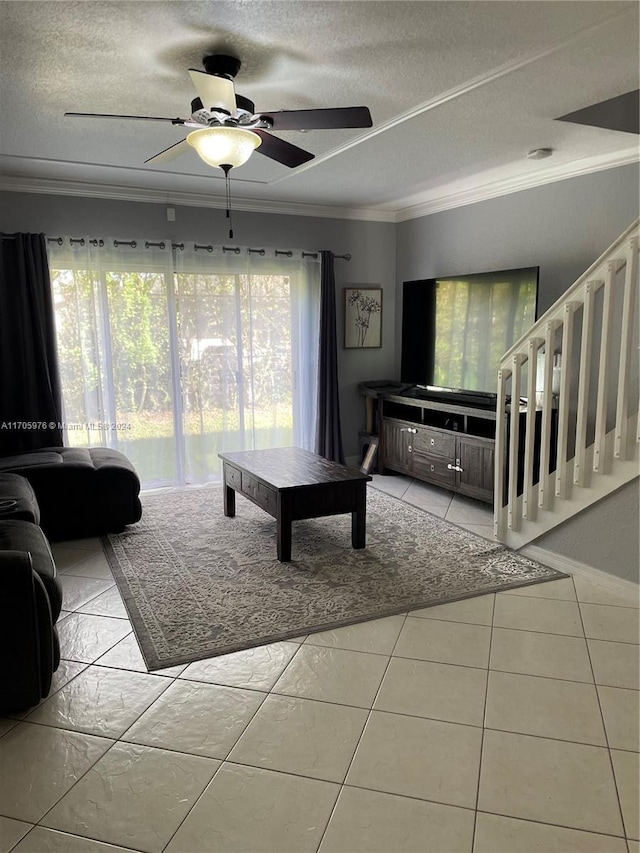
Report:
103,485,566,671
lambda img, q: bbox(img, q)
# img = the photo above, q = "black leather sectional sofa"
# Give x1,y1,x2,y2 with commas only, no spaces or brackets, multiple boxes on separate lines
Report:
0,448,142,712
0,446,142,541
0,473,63,713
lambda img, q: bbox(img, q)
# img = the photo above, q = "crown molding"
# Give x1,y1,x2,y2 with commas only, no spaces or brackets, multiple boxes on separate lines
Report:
392,147,640,222
1,146,637,225
0,175,396,223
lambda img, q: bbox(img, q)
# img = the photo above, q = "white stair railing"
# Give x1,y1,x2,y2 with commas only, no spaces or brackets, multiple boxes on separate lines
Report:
495,220,640,548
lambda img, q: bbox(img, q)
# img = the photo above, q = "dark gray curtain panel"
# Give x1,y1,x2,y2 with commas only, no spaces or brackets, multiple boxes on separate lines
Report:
0,233,63,453
315,250,345,463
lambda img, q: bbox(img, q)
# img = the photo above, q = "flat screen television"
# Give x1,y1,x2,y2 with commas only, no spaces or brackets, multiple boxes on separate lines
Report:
401,267,539,406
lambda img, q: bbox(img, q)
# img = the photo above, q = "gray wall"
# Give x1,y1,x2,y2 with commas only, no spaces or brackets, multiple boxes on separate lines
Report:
0,191,397,459
535,479,639,584
395,163,639,582
396,163,640,374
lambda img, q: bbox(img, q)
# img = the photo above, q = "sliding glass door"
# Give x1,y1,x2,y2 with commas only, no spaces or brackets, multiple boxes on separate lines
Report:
49,239,319,488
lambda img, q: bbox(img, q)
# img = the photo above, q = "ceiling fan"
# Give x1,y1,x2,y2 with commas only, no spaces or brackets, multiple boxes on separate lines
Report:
65,54,373,171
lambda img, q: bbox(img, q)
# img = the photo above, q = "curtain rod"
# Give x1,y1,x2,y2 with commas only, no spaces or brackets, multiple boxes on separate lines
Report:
45,236,351,260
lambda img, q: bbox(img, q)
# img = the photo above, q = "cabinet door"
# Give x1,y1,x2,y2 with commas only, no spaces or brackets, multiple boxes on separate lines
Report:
383,419,412,475
456,435,494,504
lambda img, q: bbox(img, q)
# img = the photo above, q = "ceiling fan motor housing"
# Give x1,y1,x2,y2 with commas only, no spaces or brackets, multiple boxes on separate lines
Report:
235,95,256,119
190,94,256,125
202,54,241,80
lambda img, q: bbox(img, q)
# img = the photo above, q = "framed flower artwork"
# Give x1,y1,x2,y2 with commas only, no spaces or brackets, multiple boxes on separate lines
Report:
344,287,382,348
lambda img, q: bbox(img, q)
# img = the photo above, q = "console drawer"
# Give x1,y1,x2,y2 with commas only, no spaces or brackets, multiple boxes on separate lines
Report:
411,451,456,486
241,473,277,515
224,464,242,490
414,427,455,458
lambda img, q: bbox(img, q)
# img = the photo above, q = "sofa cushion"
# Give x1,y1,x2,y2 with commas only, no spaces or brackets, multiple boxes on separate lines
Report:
47,448,95,467
0,452,63,471
0,520,62,619
0,446,142,540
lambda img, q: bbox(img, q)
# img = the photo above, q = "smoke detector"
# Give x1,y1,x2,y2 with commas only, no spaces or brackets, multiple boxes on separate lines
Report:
527,148,554,160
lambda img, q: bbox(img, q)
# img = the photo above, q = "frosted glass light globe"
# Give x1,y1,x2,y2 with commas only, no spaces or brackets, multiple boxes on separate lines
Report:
187,127,261,169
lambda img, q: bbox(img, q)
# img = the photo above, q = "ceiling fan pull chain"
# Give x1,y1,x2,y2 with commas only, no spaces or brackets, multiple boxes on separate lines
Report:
221,164,234,239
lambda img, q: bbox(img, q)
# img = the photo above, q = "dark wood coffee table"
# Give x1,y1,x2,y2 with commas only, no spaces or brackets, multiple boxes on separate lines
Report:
218,447,372,562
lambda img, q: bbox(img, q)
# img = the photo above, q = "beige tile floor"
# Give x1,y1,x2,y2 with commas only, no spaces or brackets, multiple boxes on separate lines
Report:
1,478,638,853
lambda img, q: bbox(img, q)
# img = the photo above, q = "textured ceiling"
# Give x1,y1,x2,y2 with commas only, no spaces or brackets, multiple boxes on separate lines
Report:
0,1,638,218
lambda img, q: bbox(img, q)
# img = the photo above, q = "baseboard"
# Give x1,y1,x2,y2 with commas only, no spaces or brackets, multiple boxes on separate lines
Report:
520,544,640,598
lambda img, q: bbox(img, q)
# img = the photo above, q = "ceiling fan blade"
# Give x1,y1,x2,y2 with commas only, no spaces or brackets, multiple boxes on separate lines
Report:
145,138,191,165
65,111,187,125
252,130,314,168
188,70,236,114
257,106,372,131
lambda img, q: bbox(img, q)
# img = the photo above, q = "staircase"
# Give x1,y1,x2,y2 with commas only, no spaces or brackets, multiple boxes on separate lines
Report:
494,219,640,549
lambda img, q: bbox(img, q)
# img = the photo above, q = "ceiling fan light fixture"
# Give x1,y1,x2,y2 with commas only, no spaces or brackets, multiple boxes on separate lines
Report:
186,126,261,169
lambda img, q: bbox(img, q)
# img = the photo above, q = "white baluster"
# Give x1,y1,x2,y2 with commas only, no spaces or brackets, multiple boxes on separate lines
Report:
494,367,509,542
508,354,525,531
594,261,616,473
538,321,558,509
574,281,598,486
555,303,577,499
523,338,542,519
614,237,639,460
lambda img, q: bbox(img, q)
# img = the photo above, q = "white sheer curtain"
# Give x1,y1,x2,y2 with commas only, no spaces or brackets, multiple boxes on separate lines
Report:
173,244,320,483
47,238,320,488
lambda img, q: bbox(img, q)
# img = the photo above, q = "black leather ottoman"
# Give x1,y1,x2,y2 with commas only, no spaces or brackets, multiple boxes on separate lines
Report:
0,473,40,525
0,447,142,541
